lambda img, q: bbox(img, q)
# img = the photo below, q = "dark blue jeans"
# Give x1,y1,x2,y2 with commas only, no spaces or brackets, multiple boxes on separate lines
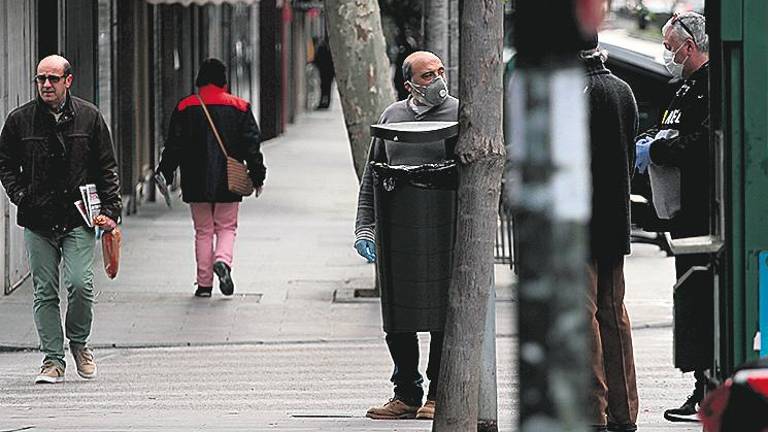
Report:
385,331,444,406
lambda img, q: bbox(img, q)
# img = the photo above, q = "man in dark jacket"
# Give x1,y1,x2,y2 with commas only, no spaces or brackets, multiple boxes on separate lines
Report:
634,12,712,422
157,58,265,298
0,55,122,384
354,51,457,421
581,36,640,432
313,38,335,109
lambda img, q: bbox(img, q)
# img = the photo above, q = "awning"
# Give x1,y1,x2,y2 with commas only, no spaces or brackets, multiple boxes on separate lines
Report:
144,0,258,6
293,0,323,10
144,0,323,9
146,0,324,10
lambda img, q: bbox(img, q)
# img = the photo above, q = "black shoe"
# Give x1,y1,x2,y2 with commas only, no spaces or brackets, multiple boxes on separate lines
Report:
194,285,212,297
607,422,637,431
592,426,608,432
213,261,234,296
664,391,702,422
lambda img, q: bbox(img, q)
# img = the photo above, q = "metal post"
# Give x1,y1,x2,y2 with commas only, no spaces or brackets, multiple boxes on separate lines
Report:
760,251,768,357
508,2,591,429
507,65,590,432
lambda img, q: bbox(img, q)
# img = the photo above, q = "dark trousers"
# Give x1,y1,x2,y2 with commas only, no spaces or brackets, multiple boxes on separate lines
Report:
385,331,444,406
587,256,639,426
318,76,333,108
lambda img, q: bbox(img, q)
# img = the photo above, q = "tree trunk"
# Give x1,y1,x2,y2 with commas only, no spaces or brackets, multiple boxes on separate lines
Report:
324,0,395,180
424,0,449,62
433,0,505,431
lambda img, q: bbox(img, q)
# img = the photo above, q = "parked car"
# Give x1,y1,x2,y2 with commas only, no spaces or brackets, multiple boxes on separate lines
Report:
622,0,705,29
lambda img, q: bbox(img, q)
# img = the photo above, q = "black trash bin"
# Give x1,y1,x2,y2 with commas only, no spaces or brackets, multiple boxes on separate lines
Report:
372,162,457,332
369,121,459,333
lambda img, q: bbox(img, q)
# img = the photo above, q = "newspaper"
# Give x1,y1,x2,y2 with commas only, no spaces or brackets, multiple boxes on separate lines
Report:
154,171,172,208
74,184,101,228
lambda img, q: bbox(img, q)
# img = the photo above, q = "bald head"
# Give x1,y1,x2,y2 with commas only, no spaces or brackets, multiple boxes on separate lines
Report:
402,51,444,85
37,55,72,75
36,55,73,110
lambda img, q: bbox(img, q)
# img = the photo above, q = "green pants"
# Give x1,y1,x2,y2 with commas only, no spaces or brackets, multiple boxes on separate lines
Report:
25,227,95,368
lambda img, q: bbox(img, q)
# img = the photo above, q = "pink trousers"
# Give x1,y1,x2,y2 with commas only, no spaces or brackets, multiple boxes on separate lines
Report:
190,202,239,287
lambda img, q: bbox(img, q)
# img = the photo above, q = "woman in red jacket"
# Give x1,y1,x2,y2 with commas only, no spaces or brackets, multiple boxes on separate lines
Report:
157,58,266,297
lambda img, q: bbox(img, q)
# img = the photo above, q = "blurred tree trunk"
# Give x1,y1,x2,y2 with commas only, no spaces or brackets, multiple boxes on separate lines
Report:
424,0,449,61
425,0,460,95
433,0,505,431
324,0,395,180
448,0,459,96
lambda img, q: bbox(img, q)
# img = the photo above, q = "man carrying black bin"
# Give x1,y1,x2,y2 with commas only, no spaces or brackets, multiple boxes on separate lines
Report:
354,51,458,420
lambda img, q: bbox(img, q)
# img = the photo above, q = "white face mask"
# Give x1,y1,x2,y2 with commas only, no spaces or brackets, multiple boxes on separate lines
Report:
663,43,689,79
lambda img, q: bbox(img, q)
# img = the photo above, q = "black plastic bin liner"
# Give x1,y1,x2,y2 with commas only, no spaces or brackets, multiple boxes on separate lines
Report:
372,161,457,333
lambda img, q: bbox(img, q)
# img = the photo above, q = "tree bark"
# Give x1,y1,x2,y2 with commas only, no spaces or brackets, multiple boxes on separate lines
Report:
324,0,395,180
433,0,505,431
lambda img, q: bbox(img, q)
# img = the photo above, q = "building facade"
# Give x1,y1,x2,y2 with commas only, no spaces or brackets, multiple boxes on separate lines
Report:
0,0,325,294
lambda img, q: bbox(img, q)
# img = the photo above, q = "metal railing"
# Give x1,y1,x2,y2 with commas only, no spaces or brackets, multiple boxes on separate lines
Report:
495,206,515,270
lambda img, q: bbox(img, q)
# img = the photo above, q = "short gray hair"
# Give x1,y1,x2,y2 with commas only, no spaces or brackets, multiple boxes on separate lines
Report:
62,59,72,76
402,59,413,82
663,12,708,53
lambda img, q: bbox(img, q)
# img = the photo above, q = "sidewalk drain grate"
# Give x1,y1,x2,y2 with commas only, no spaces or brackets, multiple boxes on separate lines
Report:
332,288,379,304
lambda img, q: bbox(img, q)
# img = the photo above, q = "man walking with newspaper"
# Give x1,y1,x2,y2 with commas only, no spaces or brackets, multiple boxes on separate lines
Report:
0,55,122,384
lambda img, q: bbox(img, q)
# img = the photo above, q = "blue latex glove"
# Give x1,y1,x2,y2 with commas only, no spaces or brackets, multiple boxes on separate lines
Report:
635,138,653,174
354,239,376,263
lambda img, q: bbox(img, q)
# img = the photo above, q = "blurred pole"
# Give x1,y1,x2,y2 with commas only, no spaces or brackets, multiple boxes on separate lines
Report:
478,278,498,432
424,0,449,63
447,0,459,96
507,1,595,431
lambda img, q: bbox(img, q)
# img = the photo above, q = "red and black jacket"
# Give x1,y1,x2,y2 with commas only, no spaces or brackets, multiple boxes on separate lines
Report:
158,84,265,203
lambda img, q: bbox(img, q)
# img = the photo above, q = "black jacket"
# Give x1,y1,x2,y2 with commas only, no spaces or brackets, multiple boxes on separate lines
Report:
0,95,122,232
158,84,265,203
648,63,710,238
584,55,639,257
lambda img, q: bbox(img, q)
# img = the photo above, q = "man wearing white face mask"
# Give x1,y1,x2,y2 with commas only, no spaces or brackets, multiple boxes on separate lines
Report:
354,51,458,420
634,12,712,423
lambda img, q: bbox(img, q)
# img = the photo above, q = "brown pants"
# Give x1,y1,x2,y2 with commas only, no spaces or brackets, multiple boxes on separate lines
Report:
587,256,639,426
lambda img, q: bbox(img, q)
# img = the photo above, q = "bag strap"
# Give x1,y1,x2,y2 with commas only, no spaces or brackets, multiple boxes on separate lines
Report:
195,94,230,158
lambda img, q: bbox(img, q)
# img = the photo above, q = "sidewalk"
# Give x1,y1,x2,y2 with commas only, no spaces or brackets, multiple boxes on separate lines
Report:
0,100,697,431
0,329,695,432
0,102,394,348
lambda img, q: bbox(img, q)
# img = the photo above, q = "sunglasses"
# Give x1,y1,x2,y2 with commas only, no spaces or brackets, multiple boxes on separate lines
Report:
33,73,68,84
671,13,697,45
